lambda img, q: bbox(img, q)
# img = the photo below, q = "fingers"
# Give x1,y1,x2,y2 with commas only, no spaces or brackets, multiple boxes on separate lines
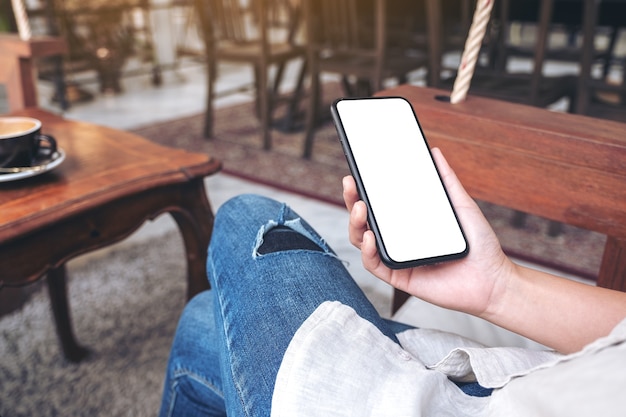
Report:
360,230,386,276
431,148,474,208
342,175,359,212
343,175,368,248
348,200,369,248
342,177,388,280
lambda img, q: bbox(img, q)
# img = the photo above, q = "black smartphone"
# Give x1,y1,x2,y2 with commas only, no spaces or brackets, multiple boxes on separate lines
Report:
331,96,469,269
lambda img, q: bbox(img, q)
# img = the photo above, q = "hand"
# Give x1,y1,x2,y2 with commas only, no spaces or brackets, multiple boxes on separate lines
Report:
345,148,626,351
343,148,514,317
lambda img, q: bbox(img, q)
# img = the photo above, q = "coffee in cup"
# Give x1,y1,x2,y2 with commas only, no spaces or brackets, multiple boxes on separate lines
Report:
0,117,57,168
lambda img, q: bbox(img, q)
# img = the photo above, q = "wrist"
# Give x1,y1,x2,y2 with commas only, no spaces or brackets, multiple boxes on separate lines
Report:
480,256,521,324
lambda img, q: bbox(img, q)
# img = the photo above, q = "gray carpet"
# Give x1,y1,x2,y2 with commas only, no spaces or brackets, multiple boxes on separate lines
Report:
0,230,186,417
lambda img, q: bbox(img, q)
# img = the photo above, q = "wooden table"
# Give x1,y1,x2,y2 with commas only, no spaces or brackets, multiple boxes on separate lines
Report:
380,85,626,312
0,109,221,361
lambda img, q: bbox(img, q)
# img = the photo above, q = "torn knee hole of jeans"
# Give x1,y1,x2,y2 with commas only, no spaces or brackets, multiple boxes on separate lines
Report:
255,219,325,256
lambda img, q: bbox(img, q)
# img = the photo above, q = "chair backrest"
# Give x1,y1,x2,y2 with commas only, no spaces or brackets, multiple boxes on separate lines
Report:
303,0,387,91
480,0,555,104
208,0,257,43
195,0,264,46
425,0,473,86
0,35,67,112
195,0,299,45
432,0,578,107
304,0,383,56
574,0,626,123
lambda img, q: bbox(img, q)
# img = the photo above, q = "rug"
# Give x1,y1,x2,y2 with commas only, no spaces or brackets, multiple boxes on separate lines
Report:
0,231,186,417
131,88,606,280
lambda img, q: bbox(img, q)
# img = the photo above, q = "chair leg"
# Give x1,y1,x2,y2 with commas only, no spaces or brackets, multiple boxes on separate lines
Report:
356,78,372,97
510,210,527,229
303,71,321,159
341,76,355,97
392,288,410,315
600,26,619,80
169,179,214,300
203,63,215,139
273,62,286,95
52,55,69,111
47,265,90,362
258,64,272,150
253,65,262,119
512,210,563,237
547,220,563,237
282,59,307,132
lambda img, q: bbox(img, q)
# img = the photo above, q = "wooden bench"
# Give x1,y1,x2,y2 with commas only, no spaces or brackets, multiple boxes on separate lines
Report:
381,86,626,313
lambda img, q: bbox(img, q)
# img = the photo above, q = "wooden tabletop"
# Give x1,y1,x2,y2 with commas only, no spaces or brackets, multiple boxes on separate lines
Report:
0,109,222,243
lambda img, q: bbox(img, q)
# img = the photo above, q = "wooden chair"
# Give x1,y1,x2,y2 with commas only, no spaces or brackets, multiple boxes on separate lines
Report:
495,1,611,66
193,0,307,150
436,0,577,110
383,85,626,314
573,0,626,124
491,0,624,124
0,34,67,113
301,0,429,159
425,0,474,87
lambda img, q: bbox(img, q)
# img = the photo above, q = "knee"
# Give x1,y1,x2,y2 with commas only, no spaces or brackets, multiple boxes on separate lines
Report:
212,194,284,240
257,225,325,254
216,194,276,219
162,371,226,417
173,291,215,349
211,194,332,257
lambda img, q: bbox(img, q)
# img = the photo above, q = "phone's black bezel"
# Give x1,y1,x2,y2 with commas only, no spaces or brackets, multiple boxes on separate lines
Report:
331,96,469,269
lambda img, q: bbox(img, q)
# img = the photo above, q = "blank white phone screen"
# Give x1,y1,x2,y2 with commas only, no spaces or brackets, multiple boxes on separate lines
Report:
336,98,467,264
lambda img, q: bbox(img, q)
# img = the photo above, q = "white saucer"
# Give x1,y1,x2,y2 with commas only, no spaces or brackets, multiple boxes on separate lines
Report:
0,148,66,183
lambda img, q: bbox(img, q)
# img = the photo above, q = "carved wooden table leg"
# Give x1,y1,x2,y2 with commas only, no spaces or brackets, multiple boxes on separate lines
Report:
46,265,90,362
169,178,214,300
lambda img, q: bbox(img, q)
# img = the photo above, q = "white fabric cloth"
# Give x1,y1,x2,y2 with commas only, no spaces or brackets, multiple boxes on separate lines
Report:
272,301,626,416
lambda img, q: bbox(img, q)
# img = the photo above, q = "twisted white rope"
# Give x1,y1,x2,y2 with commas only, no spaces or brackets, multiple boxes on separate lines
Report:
450,0,494,104
11,0,32,40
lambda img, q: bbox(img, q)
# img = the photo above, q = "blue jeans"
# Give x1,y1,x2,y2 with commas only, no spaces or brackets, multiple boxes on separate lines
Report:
159,195,489,417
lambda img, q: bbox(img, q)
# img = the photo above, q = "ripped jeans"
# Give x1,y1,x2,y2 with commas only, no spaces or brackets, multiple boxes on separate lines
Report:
158,194,411,417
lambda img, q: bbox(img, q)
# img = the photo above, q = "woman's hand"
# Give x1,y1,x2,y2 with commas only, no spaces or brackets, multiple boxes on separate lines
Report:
343,148,514,318
344,148,626,352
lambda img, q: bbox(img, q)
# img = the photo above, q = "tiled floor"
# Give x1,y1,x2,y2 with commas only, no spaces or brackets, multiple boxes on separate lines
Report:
28,58,559,349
